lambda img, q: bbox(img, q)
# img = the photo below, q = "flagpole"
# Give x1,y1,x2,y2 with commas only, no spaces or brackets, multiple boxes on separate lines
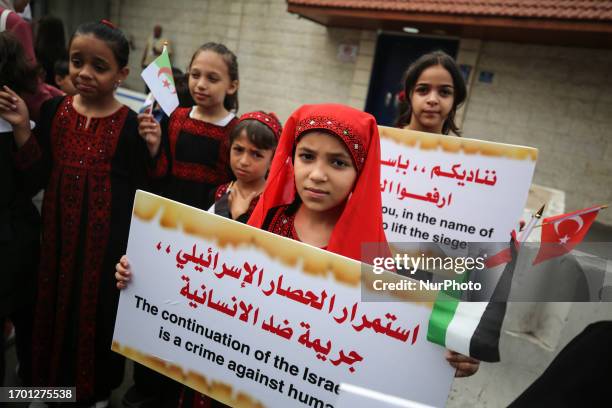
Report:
141,91,156,116
518,204,545,245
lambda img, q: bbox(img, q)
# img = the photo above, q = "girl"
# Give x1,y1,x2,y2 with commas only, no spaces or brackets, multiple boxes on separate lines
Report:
0,30,40,388
395,50,467,136
139,42,240,210
395,51,479,376
4,20,148,406
210,111,281,222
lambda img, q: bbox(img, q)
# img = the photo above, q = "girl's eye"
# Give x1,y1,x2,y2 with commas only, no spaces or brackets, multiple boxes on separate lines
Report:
299,153,314,161
190,73,200,79
71,58,82,67
439,88,454,97
94,65,106,72
331,159,350,168
233,146,244,153
252,151,264,159
208,76,219,83
415,85,429,94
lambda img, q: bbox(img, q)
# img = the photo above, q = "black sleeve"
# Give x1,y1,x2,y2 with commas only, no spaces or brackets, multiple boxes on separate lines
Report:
124,110,150,192
235,212,251,224
145,113,171,194
14,96,64,197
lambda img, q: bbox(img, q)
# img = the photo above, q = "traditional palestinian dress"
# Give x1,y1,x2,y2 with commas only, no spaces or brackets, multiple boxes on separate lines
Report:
149,107,238,209
249,103,389,262
15,95,148,402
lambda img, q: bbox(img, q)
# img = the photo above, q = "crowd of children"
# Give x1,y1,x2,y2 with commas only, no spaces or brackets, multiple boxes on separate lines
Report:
1,16,480,407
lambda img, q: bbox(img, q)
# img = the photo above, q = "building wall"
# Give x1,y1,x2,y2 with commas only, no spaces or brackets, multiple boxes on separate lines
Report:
47,0,110,38
110,0,372,121
462,41,612,225
111,0,611,225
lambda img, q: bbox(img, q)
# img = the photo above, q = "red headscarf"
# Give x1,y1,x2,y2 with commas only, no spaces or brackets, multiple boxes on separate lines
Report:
248,103,389,262
239,111,282,141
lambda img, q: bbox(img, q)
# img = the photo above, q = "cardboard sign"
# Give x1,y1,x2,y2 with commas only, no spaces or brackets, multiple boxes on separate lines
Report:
379,127,538,248
113,191,454,408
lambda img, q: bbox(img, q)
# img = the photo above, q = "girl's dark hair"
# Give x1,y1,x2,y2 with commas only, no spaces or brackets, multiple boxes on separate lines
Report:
0,31,38,94
69,21,129,68
171,67,195,107
35,16,67,84
395,50,467,135
54,59,69,77
230,117,277,151
189,42,239,112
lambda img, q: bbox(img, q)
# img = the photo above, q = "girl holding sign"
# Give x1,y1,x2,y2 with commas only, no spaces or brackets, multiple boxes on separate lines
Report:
117,104,387,406
3,20,148,405
395,50,467,136
138,42,240,210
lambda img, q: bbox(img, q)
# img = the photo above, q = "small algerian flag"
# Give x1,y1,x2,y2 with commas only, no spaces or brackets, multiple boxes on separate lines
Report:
141,46,178,116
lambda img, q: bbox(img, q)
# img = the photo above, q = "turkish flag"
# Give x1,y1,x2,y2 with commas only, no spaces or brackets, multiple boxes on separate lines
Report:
532,206,601,265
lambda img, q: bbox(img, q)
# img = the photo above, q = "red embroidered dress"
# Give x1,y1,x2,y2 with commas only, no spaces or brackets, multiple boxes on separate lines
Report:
14,96,147,401
149,107,238,209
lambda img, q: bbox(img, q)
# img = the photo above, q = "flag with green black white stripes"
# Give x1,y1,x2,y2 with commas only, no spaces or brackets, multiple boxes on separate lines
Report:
427,236,519,362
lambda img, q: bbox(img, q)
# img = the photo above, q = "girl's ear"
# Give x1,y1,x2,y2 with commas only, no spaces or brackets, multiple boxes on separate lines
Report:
117,66,129,82
227,79,239,96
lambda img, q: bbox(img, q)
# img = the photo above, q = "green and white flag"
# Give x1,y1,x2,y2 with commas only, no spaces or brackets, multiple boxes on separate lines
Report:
427,237,518,362
141,46,178,116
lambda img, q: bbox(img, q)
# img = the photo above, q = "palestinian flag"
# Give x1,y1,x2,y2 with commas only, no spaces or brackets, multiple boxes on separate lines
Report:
141,46,178,116
427,238,518,362
427,204,544,362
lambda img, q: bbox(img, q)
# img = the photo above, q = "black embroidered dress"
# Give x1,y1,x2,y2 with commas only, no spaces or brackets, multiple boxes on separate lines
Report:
15,96,148,401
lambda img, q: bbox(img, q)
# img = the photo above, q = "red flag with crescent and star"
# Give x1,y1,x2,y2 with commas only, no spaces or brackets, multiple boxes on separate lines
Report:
532,205,602,265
